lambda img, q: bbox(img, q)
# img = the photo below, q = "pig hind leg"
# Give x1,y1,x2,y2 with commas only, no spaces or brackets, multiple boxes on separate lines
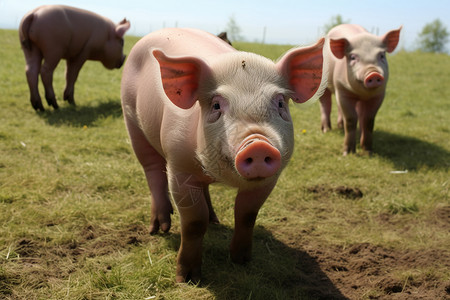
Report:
40,56,61,109
125,119,173,234
23,46,44,111
319,89,332,132
203,187,219,224
337,103,344,129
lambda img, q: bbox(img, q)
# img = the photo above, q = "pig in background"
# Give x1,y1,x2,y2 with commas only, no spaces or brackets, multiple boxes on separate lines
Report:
19,5,130,111
319,24,401,155
121,28,327,282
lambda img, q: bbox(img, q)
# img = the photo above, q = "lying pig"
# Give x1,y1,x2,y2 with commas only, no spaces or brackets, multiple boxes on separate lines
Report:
19,5,130,111
319,24,401,155
121,28,327,282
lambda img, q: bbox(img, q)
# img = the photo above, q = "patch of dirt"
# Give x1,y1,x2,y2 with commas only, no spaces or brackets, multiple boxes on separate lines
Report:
283,189,450,299
301,242,450,299
1,223,152,295
433,205,450,225
308,185,364,200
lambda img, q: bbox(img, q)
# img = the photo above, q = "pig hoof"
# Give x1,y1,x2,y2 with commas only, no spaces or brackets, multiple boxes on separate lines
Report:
149,218,171,234
32,103,45,112
321,121,331,133
176,267,201,284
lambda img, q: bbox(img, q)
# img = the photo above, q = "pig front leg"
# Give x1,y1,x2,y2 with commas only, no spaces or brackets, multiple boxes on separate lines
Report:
357,98,383,155
64,57,87,105
319,89,332,132
169,172,210,283
230,183,275,264
336,94,358,155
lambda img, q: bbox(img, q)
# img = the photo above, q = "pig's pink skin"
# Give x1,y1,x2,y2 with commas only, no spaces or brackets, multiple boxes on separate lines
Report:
19,5,130,111
319,24,401,155
121,28,326,282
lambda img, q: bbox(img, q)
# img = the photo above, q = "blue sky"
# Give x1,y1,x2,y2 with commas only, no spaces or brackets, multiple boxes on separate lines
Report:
1,0,449,49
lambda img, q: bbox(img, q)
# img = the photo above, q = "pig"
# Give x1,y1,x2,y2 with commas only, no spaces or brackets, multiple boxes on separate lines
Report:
19,5,130,111
121,28,327,282
319,24,401,155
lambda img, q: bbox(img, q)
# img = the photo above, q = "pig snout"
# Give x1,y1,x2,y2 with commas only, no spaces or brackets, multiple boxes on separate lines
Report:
116,55,126,69
364,72,385,89
235,134,281,179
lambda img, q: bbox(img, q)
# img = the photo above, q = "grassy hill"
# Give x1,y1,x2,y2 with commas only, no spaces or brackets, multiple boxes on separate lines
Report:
0,29,449,299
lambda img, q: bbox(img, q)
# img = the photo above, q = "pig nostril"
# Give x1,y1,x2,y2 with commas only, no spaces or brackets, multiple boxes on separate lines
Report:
245,157,253,164
264,157,272,163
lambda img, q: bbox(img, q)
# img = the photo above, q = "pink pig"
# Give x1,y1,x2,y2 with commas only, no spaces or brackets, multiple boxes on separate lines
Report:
319,24,401,155
19,5,130,111
121,28,327,282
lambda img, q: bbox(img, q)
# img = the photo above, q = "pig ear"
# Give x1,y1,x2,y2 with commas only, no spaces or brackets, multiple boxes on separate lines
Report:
382,26,402,53
116,19,130,38
152,49,211,109
276,38,327,103
329,38,348,59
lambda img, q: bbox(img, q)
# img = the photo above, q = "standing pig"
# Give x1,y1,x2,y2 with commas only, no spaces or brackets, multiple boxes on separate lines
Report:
319,24,401,155
19,5,130,111
121,28,327,282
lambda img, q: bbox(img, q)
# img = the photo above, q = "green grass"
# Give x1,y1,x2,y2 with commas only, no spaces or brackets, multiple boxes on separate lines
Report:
0,29,449,299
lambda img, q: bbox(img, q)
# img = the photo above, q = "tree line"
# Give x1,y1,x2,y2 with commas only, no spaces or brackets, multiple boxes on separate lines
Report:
225,14,449,53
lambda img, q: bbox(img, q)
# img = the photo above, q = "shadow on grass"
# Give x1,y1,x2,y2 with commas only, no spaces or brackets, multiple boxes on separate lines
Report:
373,130,450,171
164,224,347,300
39,98,123,127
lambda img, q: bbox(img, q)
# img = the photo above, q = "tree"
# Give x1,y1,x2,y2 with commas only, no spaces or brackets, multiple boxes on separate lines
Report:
417,19,449,53
225,15,244,42
323,15,350,34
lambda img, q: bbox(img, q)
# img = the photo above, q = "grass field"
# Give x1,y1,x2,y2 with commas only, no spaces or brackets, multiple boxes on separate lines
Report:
0,29,449,299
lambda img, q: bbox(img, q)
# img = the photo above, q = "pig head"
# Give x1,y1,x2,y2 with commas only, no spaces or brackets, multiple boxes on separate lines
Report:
19,5,130,111
319,24,401,155
121,28,327,283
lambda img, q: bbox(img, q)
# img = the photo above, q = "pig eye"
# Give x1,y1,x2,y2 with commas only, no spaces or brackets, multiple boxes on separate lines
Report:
380,52,386,61
208,95,226,123
274,94,290,122
350,54,358,61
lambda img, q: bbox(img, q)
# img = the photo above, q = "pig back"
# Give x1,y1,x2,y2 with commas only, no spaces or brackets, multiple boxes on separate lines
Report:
328,24,367,40
27,5,115,59
133,28,235,62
